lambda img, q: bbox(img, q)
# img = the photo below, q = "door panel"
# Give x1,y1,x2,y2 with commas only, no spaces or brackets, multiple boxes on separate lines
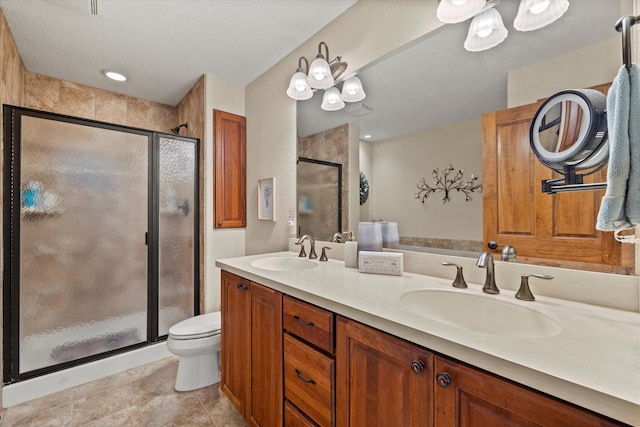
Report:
18,116,148,374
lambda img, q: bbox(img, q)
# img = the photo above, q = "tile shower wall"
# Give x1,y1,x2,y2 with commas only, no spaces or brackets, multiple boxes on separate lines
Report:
0,8,26,404
176,75,206,313
298,124,350,232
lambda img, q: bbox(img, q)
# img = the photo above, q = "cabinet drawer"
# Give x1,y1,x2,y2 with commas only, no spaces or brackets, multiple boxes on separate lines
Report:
284,334,334,427
285,400,319,427
284,296,334,353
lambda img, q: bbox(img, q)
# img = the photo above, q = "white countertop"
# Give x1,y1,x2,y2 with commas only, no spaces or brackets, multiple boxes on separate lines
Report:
216,251,640,426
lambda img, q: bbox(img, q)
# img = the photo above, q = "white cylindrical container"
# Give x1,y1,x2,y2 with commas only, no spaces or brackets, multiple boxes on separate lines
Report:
381,221,400,249
357,222,383,253
344,241,358,268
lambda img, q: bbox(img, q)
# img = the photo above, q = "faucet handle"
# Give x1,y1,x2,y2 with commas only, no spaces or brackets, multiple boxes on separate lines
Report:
295,241,307,258
441,262,468,289
320,247,331,261
516,273,553,301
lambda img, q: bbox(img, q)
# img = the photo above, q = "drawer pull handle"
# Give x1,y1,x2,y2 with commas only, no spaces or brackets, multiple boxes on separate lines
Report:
410,360,425,375
436,372,452,388
295,369,316,385
294,315,315,327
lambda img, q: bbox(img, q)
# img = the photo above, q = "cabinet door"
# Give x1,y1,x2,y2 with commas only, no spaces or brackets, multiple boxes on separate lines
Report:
221,271,251,416
214,110,246,228
248,281,283,427
434,356,622,427
336,317,433,427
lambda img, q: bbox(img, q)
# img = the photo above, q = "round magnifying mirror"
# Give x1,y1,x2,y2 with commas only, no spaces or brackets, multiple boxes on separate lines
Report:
530,89,608,172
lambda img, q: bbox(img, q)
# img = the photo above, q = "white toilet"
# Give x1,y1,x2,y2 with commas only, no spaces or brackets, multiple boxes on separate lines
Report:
166,311,222,391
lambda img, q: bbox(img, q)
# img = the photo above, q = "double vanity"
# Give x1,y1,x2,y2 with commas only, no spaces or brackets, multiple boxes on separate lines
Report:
216,248,640,426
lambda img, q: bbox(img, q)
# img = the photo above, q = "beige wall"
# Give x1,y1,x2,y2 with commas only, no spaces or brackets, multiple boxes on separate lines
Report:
507,37,621,108
370,117,483,242
204,74,246,313
359,140,373,222
244,0,443,255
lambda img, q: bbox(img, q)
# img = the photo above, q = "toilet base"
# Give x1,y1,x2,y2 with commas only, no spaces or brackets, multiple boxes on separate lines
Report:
175,352,220,391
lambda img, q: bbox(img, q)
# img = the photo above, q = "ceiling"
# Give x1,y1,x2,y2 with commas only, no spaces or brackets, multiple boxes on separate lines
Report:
297,0,624,142
0,0,357,106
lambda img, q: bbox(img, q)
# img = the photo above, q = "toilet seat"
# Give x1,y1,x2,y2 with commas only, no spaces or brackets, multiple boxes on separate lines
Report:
168,312,221,340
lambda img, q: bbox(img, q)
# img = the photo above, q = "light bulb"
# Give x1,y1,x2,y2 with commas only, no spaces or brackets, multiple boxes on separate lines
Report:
451,0,467,4
313,70,326,80
530,0,550,14
477,27,493,38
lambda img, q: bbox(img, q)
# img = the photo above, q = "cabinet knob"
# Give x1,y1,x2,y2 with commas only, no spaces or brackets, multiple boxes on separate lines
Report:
218,221,223,226
436,372,452,388
236,283,248,292
410,360,424,375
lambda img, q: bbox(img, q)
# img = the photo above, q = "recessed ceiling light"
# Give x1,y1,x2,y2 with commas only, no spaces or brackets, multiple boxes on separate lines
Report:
101,69,127,82
363,134,372,139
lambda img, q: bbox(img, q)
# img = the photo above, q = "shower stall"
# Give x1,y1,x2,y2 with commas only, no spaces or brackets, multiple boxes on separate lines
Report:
2,106,199,383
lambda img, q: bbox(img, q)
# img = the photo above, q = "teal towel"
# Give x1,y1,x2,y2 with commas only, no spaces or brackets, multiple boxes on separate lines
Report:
625,65,640,224
596,66,632,231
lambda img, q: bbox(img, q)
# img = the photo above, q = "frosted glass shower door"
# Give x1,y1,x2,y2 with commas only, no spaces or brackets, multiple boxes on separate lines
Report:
158,136,196,335
18,116,149,374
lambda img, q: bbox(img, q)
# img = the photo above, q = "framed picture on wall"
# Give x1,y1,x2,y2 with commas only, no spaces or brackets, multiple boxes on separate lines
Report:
258,177,276,221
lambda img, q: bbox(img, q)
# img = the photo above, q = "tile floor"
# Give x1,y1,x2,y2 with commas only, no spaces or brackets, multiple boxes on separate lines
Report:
0,356,248,426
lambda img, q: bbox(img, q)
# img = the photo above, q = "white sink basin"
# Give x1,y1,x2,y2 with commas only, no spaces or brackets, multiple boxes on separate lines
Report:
400,289,561,338
250,257,318,271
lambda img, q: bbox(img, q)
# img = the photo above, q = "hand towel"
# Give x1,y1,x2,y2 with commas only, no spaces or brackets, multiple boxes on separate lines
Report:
596,66,631,231
625,65,640,224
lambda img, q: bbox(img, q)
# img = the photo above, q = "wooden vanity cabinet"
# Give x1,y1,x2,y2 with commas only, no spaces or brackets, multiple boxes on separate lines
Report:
220,271,283,427
336,316,434,426
433,356,624,427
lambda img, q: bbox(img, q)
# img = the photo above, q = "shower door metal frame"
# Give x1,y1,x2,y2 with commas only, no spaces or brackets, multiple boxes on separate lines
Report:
2,106,200,383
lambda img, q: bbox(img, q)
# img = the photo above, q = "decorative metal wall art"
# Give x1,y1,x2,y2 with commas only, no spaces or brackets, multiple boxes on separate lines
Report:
360,172,370,205
415,165,482,204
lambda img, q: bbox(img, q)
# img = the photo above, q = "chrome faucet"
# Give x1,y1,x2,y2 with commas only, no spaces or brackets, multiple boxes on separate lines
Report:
331,232,344,243
476,252,499,294
296,235,318,259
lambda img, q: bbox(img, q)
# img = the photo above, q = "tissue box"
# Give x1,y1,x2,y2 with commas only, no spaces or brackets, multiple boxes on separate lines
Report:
358,251,403,276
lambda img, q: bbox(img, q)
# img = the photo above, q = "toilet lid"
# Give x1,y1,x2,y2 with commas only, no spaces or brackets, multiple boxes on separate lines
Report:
169,312,221,339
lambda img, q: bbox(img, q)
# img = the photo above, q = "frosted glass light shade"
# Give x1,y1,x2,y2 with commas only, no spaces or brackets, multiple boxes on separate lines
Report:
307,57,334,89
437,0,487,24
514,0,569,32
341,76,366,102
286,71,313,100
464,8,508,52
321,87,345,111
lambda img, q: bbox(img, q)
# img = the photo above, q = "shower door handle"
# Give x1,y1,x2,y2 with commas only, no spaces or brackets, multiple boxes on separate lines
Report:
145,232,149,245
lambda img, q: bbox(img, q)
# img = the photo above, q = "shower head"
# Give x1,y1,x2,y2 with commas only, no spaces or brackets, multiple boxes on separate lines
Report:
170,122,189,135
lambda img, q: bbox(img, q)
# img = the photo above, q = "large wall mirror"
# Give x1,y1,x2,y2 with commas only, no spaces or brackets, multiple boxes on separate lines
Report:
296,0,633,274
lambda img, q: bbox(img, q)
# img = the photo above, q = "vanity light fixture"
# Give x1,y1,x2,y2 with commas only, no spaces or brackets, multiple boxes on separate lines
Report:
464,8,508,52
101,69,127,82
437,0,570,52
321,87,345,111
513,0,569,32
286,41,366,112
436,0,487,24
307,41,335,90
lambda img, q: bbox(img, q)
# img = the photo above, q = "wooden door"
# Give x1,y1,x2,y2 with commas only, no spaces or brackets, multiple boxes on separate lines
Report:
220,271,251,416
336,316,433,427
214,110,246,228
248,281,284,427
482,84,631,268
433,356,622,427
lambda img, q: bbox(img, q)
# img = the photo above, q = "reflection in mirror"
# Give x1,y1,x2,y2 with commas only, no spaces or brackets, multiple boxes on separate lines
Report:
297,157,342,241
296,0,632,274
